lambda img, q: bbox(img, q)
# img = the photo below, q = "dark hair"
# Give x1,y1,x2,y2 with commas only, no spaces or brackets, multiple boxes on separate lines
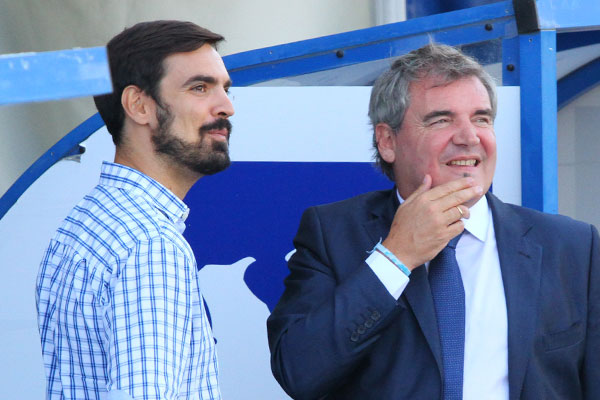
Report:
93,20,224,145
368,43,497,181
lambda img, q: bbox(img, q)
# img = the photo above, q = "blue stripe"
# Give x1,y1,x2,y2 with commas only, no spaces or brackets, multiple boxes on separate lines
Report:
0,113,105,220
558,57,600,110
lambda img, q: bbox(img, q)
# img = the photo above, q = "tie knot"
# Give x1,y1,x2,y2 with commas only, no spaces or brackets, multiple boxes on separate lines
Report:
446,232,463,250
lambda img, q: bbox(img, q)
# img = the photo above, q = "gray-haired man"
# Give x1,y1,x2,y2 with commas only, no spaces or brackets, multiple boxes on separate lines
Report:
268,43,600,400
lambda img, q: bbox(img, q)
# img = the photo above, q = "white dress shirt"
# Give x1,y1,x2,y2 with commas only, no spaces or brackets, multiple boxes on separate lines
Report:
366,194,509,400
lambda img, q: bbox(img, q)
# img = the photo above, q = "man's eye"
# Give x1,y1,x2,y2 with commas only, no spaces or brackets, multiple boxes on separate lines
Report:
192,85,207,93
431,118,449,126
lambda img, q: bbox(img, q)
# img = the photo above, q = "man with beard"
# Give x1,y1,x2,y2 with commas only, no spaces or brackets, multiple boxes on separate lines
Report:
36,20,233,400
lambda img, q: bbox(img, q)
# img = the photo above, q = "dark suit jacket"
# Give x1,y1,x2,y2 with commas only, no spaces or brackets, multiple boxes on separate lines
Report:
267,190,600,400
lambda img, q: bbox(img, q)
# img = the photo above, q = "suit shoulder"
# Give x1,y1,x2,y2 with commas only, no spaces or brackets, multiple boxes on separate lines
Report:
306,189,393,217
505,202,594,237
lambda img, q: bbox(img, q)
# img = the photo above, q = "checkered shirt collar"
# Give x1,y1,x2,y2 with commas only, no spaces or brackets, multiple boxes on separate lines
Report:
99,161,190,224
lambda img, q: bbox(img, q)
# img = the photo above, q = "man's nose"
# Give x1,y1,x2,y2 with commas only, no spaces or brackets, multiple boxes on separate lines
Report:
453,120,480,146
213,88,235,118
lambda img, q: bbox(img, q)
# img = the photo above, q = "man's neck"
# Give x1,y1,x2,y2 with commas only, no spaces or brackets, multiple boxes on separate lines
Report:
114,147,200,200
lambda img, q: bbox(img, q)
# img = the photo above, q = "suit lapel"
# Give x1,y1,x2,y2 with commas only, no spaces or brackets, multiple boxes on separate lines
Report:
362,191,542,397
488,194,542,400
363,189,443,373
403,265,443,371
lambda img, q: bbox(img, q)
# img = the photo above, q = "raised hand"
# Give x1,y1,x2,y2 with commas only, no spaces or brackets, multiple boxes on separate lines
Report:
382,174,483,270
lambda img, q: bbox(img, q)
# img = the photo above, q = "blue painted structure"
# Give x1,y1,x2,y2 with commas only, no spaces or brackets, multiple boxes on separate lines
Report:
0,47,111,105
558,58,600,110
225,1,515,86
405,0,501,20
519,31,558,213
0,113,105,220
1,0,600,219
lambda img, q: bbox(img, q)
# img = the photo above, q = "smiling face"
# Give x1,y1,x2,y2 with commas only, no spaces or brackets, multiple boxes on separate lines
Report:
151,43,234,176
390,75,496,205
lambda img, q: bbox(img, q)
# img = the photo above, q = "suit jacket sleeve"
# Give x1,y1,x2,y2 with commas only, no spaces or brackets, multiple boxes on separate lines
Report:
584,224,600,399
267,205,402,400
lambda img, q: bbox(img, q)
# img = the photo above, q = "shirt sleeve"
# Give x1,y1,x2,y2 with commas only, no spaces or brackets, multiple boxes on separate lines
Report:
104,236,197,399
365,250,410,299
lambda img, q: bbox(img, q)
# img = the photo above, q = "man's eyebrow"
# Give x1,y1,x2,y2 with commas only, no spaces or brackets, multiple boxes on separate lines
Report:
422,110,454,123
182,75,232,88
474,109,493,117
422,109,493,123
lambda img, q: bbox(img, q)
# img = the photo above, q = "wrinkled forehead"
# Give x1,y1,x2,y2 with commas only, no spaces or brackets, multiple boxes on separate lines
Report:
412,72,495,115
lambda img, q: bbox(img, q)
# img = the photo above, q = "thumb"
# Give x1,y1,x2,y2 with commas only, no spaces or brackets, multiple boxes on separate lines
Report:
405,174,432,202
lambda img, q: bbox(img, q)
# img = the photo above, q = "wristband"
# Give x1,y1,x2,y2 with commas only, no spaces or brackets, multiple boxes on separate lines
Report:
371,241,411,277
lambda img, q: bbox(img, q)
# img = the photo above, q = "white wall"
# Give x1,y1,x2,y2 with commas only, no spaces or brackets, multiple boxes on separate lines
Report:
558,84,600,228
0,0,375,197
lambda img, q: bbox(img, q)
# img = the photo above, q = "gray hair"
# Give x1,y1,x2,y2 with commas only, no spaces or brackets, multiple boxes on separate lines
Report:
368,43,497,181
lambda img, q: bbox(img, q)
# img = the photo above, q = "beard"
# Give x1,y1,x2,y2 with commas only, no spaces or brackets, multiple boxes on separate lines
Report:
151,102,232,176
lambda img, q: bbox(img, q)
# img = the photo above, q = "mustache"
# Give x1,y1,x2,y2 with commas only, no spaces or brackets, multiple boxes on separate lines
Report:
200,118,232,135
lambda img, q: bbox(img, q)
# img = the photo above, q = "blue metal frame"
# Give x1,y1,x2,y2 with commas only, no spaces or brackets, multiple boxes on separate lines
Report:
226,1,516,86
558,57,600,110
557,31,600,51
536,0,600,31
519,31,558,213
0,47,111,105
501,36,520,85
2,0,600,220
0,113,105,219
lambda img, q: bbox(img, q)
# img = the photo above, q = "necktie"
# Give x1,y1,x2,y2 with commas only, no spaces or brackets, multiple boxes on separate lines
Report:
429,233,464,400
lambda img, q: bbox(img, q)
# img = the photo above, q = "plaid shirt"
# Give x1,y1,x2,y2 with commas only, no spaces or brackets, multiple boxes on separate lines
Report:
36,161,221,400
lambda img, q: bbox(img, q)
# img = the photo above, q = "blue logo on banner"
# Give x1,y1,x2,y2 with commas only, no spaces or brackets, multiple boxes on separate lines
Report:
184,161,391,311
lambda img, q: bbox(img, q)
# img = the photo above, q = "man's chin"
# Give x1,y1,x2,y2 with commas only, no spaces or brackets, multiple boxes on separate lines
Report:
213,140,229,152
463,194,484,208
190,152,231,175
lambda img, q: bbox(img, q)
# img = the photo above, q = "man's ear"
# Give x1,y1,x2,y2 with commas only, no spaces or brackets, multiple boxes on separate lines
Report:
121,85,156,126
375,123,397,163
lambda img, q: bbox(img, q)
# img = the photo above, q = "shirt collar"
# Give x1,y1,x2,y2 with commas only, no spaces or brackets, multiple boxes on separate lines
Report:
99,161,190,227
395,188,490,243
463,194,490,242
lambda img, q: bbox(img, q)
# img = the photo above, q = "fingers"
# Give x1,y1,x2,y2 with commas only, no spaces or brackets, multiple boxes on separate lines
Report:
456,205,470,220
405,176,480,223
383,175,479,268
425,179,483,212
447,218,466,238
455,205,464,218
426,176,480,201
441,204,470,226
440,184,482,212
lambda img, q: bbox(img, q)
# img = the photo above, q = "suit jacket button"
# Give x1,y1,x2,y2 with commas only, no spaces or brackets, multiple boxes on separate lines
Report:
371,311,381,321
365,319,374,328
350,332,359,342
357,325,366,334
